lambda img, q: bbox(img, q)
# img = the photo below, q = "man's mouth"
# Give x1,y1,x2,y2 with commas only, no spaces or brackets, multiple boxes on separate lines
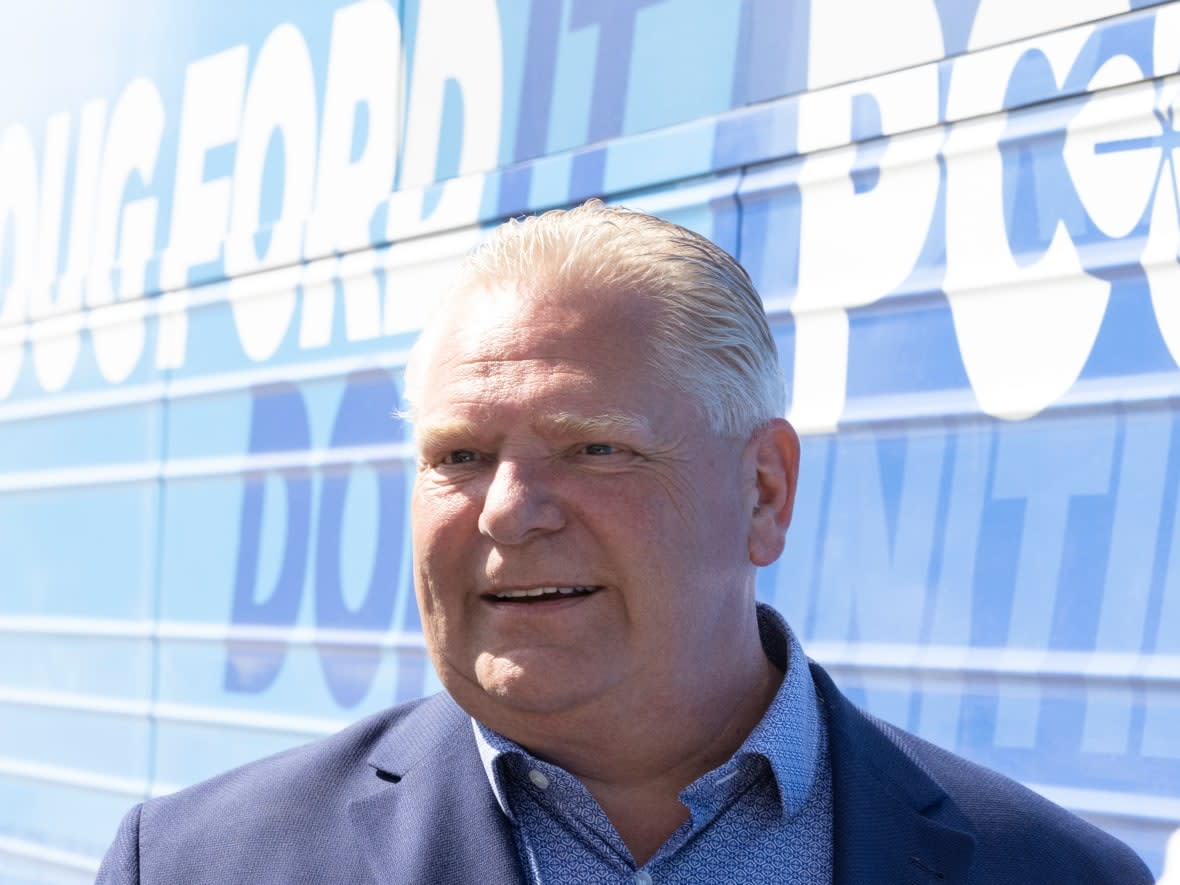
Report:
487,585,600,602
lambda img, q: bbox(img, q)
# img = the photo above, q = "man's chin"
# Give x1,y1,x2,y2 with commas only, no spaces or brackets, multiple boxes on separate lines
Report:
463,652,607,718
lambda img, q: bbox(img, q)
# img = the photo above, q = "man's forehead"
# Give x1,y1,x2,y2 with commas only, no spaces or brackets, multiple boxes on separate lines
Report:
417,284,659,381
443,278,652,332
405,277,672,429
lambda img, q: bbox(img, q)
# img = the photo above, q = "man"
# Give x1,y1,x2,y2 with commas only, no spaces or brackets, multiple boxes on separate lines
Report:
97,202,1152,884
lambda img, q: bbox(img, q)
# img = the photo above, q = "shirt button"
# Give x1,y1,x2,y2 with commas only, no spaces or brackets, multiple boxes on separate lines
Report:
527,769,550,790
634,872,653,885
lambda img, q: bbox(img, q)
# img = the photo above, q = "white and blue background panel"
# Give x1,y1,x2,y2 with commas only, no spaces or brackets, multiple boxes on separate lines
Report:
0,0,1179,880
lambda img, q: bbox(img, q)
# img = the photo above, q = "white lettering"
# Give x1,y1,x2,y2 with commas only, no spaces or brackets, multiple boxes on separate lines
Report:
967,0,1128,51
22,114,69,397
88,78,165,383
307,0,401,255
225,24,317,362
943,33,1109,419
31,100,106,392
380,227,481,337
0,125,39,399
807,0,944,88
338,251,382,341
299,257,337,349
157,45,249,368
302,0,403,351
1064,58,1156,239
791,1,942,431
1146,5,1180,367
389,0,502,238
35,114,70,306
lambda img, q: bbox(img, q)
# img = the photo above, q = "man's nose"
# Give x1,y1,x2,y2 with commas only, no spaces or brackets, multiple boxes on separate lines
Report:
477,459,565,545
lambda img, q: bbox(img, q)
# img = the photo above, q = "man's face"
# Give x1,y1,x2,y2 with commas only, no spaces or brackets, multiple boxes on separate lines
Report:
410,282,764,722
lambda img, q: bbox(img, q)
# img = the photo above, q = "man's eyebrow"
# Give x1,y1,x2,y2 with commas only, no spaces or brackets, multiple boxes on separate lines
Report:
539,411,652,438
413,413,652,448
414,419,483,448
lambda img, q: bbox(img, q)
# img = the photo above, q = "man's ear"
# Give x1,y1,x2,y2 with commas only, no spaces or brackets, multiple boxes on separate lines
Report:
747,418,801,567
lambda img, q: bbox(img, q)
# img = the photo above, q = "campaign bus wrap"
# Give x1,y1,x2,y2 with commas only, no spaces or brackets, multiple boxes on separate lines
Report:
1,1,1179,880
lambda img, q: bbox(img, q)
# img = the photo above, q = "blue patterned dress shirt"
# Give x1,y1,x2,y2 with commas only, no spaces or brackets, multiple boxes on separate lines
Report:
473,603,834,884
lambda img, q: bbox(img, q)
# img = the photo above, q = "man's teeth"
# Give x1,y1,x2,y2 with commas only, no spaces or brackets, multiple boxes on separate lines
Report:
493,586,596,600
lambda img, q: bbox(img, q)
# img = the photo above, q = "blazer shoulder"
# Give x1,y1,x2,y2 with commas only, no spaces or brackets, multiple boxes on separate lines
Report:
147,692,439,806
813,662,1153,885
95,802,143,885
115,692,468,884
883,717,1149,882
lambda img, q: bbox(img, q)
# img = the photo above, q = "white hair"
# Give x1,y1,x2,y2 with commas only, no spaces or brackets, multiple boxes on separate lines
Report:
404,200,785,437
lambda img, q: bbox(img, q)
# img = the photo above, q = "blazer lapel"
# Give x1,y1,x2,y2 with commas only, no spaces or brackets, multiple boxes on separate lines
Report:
347,671,976,885
812,664,977,885
348,694,523,885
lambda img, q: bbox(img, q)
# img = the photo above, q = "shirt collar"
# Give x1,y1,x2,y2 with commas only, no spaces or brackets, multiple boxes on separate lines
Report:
472,602,824,822
473,716,521,819
726,602,824,818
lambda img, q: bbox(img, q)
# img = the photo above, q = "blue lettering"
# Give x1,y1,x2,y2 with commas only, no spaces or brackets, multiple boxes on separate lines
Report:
224,383,312,693
1083,411,1169,751
915,426,992,751
567,0,661,199
314,369,408,707
990,414,1116,747
810,428,948,726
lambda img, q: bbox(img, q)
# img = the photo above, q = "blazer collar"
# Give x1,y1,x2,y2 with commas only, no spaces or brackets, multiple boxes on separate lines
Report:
812,662,977,885
348,693,523,885
347,671,977,885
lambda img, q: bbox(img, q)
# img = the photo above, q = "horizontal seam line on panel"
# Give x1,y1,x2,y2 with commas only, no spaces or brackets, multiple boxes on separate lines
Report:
0,755,147,798
793,383,1180,437
732,5,1155,124
772,257,1155,322
6,206,481,309
0,835,102,873
1,618,1171,680
760,245,1161,327
731,31,1168,179
0,382,168,423
814,660,1180,688
0,443,416,491
0,688,150,718
807,646,1180,686
0,347,414,425
0,688,354,735
0,617,430,649
151,701,352,735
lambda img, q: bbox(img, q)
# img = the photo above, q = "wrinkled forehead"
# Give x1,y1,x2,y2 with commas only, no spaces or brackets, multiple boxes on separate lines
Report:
401,279,736,454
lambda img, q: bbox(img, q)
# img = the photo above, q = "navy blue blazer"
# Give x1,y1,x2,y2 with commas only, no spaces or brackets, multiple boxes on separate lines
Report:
96,662,1153,884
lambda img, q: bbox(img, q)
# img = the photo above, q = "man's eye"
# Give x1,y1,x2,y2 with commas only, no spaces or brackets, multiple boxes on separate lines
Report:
581,443,617,456
442,450,479,465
